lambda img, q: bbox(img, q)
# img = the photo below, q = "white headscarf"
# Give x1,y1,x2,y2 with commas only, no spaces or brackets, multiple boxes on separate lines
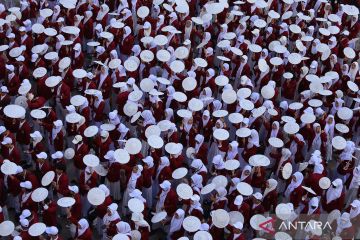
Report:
194,134,204,153
169,209,185,233
116,221,131,236
247,130,260,148
103,203,120,225
350,200,360,219
165,86,175,108
336,213,352,236
349,166,360,189
213,155,225,170
307,197,319,214
141,110,156,126
270,121,280,138
240,165,252,181
264,179,278,197
285,172,304,198
191,159,207,174
276,148,291,176
324,115,335,139
77,219,89,237
339,141,355,161
326,179,343,204
156,157,170,178
191,174,203,193
227,141,239,160
127,165,143,192
51,120,63,140
96,4,109,21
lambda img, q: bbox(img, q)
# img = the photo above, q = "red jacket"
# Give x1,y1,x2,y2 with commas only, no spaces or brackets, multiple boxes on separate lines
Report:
50,131,64,152
93,101,105,122
79,171,98,195
75,228,92,240
2,147,21,165
106,162,122,182
69,194,82,224
96,74,112,99
74,143,89,170
7,175,21,196
56,83,71,108
20,191,37,212
262,189,278,212
157,166,172,184
322,190,345,213
159,188,177,215
43,201,57,226
16,121,31,145
56,173,69,196
6,75,20,96
290,185,305,208
121,35,135,55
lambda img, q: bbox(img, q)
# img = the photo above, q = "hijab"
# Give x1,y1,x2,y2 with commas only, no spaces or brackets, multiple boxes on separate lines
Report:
127,165,143,192
157,157,170,178
324,115,335,139
229,178,240,194
116,221,131,236
195,134,204,153
96,4,109,21
52,120,63,140
349,166,360,190
336,213,352,235
270,121,280,138
165,86,175,108
264,179,278,197
276,148,291,176
240,165,252,181
141,110,156,126
307,197,319,214
326,179,343,204
247,130,260,148
103,203,120,224
191,174,203,194
212,155,225,170
350,200,360,219
77,219,89,237
285,172,304,198
339,141,355,161
169,209,185,233
227,141,239,160
191,159,207,174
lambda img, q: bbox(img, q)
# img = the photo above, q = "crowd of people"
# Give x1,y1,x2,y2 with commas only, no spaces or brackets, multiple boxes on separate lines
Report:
0,0,359,239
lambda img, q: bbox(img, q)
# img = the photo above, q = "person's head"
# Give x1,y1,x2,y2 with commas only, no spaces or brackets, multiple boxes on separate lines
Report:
20,181,32,192
2,136,13,148
252,192,262,204
55,163,66,175
68,185,79,196
36,152,47,164
233,221,243,233
45,226,59,238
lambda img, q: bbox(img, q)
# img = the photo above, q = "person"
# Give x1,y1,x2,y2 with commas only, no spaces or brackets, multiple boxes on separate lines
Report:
0,1,359,239
75,219,92,240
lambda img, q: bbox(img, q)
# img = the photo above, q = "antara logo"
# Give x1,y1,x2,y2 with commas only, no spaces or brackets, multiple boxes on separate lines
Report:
258,218,332,235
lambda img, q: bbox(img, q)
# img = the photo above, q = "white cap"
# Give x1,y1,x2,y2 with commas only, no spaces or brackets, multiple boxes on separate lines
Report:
45,226,59,235
20,181,32,190
36,152,47,159
1,137,12,145
68,185,79,194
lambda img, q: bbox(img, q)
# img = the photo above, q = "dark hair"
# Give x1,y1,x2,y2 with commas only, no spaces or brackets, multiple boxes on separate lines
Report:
55,163,66,172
